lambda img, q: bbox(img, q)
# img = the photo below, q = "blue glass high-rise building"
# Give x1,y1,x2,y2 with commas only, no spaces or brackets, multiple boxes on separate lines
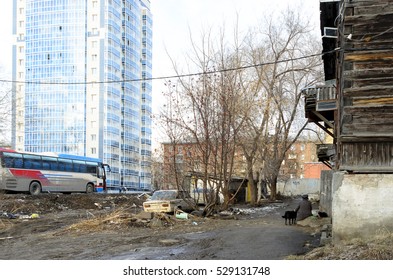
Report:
12,0,152,191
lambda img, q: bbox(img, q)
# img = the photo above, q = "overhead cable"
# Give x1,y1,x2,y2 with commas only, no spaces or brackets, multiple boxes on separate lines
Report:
0,48,340,85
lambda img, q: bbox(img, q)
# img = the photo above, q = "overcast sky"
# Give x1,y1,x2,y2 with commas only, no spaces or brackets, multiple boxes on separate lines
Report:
151,0,320,82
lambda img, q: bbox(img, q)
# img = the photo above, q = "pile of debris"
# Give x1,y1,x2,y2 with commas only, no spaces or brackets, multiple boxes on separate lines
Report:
60,208,202,233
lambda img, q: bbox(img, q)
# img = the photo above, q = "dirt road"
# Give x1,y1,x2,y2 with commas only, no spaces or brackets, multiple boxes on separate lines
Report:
0,193,321,260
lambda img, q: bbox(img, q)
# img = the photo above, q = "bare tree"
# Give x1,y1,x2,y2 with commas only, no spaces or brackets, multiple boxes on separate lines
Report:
159,24,251,213
0,72,12,145
250,10,323,200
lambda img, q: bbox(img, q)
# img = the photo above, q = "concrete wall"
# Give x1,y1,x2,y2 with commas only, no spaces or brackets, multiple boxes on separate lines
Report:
332,173,393,242
277,178,320,199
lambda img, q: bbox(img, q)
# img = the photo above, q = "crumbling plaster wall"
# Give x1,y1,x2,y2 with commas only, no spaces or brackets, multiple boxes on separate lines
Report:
332,173,393,242
277,178,320,198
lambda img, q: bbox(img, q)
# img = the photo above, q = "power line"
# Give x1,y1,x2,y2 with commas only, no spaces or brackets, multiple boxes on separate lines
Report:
0,48,340,85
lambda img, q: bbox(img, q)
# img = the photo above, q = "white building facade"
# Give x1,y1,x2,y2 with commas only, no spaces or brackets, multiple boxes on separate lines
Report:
12,0,152,191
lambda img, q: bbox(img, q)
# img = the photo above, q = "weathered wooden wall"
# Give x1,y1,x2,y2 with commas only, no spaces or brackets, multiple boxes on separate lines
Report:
320,170,333,216
338,0,393,172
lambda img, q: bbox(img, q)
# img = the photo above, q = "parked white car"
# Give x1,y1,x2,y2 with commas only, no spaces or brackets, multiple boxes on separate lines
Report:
143,190,196,213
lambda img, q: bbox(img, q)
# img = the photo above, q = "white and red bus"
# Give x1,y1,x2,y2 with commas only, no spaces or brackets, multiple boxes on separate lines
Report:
0,148,110,195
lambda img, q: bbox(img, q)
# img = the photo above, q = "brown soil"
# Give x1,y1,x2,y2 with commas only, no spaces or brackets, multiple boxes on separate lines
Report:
4,193,387,260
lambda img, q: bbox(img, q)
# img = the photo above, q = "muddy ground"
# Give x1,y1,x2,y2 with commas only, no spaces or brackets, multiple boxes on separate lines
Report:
0,193,325,260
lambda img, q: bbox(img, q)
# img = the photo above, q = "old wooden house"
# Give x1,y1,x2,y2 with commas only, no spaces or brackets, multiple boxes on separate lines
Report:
306,0,393,172
336,0,393,172
306,0,393,242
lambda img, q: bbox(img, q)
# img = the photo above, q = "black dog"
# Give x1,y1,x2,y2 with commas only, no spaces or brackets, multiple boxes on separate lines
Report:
282,210,297,225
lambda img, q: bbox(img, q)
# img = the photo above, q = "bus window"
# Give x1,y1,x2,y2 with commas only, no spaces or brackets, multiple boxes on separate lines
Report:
58,158,73,171
86,162,97,174
41,156,58,171
2,152,23,168
73,160,87,173
23,154,42,169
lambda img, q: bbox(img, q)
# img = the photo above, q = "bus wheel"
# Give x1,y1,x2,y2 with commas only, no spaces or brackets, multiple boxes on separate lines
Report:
29,182,41,195
86,183,94,194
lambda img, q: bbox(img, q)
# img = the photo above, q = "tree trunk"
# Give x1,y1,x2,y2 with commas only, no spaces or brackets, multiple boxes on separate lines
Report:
269,175,278,201
248,174,257,206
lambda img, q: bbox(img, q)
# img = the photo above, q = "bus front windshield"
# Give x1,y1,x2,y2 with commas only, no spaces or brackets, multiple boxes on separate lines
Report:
97,166,105,179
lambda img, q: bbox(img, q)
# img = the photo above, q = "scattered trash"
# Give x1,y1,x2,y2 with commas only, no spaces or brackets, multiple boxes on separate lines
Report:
192,222,198,226
94,202,103,209
2,212,40,220
1,213,17,219
175,210,188,220
138,192,151,200
220,208,244,216
19,215,31,220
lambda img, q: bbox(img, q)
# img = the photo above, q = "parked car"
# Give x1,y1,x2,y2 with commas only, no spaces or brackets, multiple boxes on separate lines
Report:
143,190,196,213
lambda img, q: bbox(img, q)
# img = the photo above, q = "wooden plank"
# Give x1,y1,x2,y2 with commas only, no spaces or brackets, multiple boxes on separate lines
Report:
345,51,393,62
353,97,393,106
347,32,393,46
339,135,393,142
347,0,393,9
351,114,393,124
342,122,393,134
343,85,393,97
353,60,393,70
355,4,393,15
345,12,393,25
347,24,393,38
353,78,393,88
344,104,393,114
343,68,393,79
343,66,393,87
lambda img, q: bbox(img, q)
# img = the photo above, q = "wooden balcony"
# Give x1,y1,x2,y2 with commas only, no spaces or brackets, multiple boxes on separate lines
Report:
303,85,337,137
316,144,335,169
